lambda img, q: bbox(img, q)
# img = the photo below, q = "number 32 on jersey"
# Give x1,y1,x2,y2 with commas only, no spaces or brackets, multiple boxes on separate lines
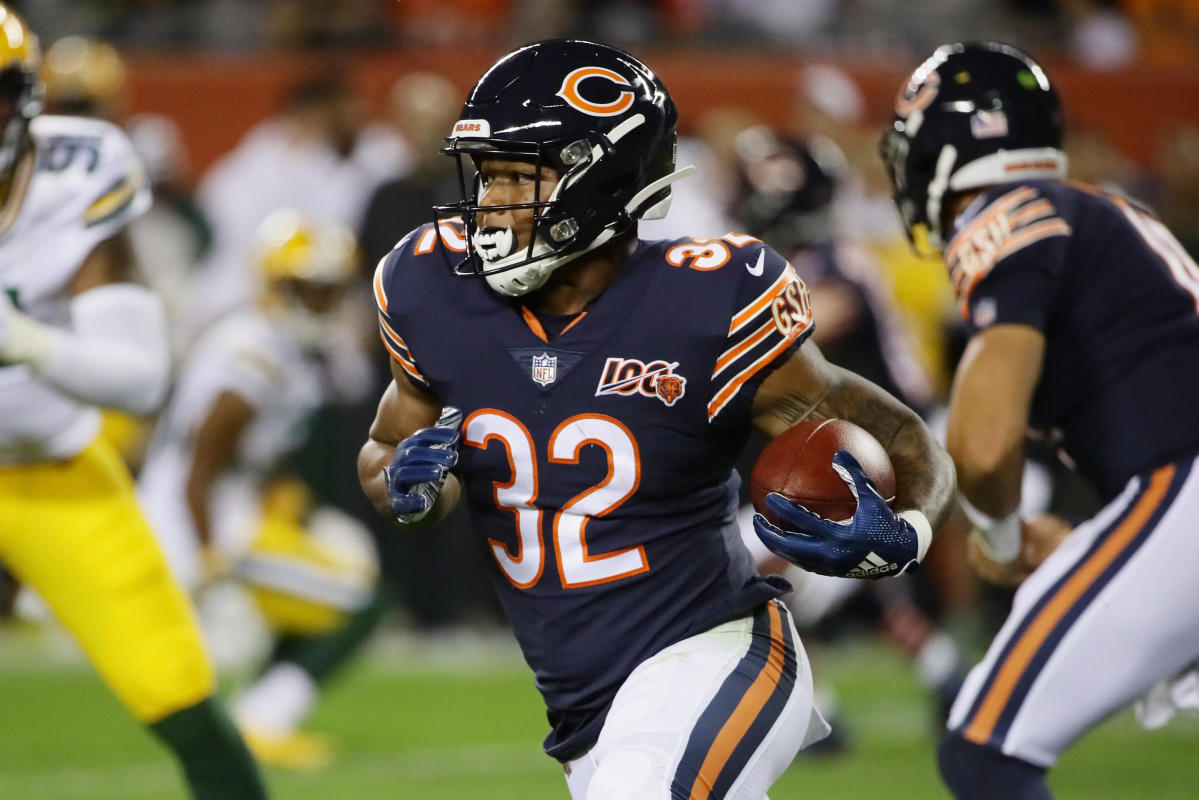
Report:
463,410,648,590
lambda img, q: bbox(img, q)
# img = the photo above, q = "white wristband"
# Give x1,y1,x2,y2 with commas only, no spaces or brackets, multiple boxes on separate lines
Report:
2,305,55,366
898,509,933,564
959,495,1021,564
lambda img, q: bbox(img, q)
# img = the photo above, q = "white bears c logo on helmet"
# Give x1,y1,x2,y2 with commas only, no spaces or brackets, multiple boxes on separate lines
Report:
556,67,634,117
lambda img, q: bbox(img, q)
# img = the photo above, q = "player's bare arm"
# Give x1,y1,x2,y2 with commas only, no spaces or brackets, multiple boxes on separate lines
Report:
357,360,461,528
946,322,1070,577
186,390,256,548
945,323,1044,514
753,338,957,533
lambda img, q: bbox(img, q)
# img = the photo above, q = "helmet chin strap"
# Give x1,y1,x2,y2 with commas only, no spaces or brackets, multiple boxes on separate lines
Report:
924,145,959,251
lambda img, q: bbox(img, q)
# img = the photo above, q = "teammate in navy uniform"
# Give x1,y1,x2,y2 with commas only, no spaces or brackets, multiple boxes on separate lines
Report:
359,39,956,799
880,41,1199,799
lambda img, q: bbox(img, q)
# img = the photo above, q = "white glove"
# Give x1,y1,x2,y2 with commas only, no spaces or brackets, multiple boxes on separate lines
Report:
0,289,54,367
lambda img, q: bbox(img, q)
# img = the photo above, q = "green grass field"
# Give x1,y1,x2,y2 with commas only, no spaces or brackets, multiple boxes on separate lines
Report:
0,624,1194,799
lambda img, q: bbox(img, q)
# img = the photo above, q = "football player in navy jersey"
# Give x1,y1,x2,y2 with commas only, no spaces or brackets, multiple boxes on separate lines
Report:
881,41,1199,799
359,39,955,799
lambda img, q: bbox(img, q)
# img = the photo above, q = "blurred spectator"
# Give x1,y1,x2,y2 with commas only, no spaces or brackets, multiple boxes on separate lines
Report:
389,0,514,46
833,0,1019,51
42,35,130,121
126,113,214,361
790,64,892,244
1153,123,1199,259
358,70,462,268
264,0,391,49
702,0,838,44
567,0,664,45
1123,0,1199,65
190,70,405,337
638,105,756,241
1063,0,1139,69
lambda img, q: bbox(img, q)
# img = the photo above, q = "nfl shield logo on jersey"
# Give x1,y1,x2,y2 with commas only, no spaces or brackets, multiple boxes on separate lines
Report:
532,352,558,386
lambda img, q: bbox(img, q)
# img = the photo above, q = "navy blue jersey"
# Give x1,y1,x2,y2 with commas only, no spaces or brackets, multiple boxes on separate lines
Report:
946,180,1199,499
374,226,812,760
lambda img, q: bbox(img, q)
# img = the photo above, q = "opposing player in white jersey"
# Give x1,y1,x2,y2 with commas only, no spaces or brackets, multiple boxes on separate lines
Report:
139,209,380,771
0,6,267,798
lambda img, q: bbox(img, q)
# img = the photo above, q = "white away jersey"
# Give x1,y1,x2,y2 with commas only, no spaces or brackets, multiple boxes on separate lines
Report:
0,115,151,461
138,309,325,584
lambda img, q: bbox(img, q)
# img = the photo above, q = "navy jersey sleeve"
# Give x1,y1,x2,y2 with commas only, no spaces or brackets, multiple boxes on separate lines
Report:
372,226,433,390
704,236,814,421
945,185,1072,332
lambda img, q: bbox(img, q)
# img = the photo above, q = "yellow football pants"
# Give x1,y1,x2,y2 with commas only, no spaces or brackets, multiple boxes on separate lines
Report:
239,482,377,636
0,437,214,722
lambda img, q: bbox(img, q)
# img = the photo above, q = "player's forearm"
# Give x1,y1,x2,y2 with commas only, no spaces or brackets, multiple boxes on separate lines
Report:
947,429,1024,518
884,414,958,533
3,284,169,415
358,438,397,519
184,474,215,547
810,366,956,533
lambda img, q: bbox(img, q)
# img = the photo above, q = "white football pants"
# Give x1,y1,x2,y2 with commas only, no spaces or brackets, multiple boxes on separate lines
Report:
948,456,1199,766
564,599,829,800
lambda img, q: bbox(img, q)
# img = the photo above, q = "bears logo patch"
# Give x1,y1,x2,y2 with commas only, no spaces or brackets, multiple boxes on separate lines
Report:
595,357,687,407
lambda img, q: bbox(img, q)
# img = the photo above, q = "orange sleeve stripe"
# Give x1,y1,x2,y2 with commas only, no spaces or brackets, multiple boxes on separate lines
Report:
956,219,1071,319
373,260,389,314
729,265,795,335
993,218,1071,262
963,465,1174,746
691,602,787,800
952,186,1040,249
707,323,805,420
1007,199,1056,228
994,186,1039,212
378,332,427,383
713,318,775,378
377,313,414,359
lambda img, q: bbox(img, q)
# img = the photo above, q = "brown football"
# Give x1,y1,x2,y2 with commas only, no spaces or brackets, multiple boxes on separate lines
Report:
749,418,896,524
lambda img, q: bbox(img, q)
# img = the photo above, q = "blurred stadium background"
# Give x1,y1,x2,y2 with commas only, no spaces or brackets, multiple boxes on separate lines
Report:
3,1,1198,798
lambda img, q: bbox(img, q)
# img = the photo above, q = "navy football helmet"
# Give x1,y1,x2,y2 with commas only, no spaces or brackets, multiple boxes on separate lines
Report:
434,39,693,297
880,41,1065,252
731,126,842,253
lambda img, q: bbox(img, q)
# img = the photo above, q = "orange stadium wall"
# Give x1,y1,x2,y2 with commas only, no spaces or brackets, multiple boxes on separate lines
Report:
122,48,1199,182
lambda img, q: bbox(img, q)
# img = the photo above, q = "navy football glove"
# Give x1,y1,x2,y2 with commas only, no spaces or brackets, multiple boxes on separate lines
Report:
384,406,463,524
753,450,931,579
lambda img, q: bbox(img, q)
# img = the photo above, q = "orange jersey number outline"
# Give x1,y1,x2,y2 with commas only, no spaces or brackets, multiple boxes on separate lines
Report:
463,410,648,589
